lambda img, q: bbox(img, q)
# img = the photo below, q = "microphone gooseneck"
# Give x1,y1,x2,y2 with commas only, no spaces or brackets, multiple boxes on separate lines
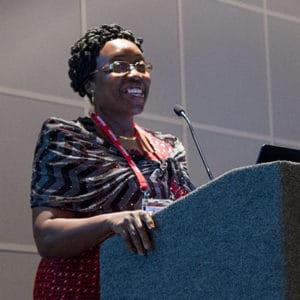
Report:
174,104,214,181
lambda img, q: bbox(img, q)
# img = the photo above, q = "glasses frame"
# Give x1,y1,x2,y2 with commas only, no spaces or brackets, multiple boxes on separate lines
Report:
101,60,153,75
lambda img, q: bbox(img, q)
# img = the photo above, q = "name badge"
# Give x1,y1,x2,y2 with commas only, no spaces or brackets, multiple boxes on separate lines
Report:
142,198,173,214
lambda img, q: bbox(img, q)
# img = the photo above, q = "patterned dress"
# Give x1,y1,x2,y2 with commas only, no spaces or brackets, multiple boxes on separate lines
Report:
31,116,195,299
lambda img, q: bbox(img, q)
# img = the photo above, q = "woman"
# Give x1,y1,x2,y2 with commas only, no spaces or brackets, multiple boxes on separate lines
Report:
31,24,195,299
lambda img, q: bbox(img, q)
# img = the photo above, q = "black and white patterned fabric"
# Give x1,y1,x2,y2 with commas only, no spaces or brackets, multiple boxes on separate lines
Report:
30,117,195,214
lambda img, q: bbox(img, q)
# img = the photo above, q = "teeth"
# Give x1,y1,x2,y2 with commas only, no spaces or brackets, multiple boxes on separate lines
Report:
127,88,143,95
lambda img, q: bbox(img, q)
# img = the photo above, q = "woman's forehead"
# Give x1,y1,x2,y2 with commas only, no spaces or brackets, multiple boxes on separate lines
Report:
99,38,144,61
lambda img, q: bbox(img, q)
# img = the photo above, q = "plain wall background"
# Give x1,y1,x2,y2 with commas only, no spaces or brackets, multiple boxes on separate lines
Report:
1,0,299,298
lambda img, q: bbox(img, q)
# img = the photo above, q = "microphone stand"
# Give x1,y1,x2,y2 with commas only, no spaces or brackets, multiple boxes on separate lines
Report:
178,110,214,181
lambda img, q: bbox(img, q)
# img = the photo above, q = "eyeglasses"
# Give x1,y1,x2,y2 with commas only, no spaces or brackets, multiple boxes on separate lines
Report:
101,60,153,74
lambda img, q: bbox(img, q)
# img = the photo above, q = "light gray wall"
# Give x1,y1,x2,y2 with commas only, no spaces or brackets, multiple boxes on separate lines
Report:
1,0,299,298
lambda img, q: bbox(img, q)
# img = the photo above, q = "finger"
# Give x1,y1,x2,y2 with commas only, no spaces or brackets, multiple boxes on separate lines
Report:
119,228,137,254
133,216,153,253
127,222,147,256
139,210,155,230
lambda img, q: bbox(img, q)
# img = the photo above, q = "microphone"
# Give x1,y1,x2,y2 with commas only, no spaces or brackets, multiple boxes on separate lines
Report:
174,104,214,180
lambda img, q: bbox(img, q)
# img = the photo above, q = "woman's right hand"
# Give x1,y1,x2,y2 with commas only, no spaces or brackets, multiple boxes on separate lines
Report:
105,210,155,256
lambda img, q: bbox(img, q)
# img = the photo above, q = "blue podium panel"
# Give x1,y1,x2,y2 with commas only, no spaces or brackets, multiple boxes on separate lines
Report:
100,162,300,299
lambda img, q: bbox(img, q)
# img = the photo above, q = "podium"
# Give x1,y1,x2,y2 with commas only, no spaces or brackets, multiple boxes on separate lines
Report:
100,161,300,299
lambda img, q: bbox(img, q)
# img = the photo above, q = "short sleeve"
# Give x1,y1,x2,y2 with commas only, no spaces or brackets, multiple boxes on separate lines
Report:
30,117,96,211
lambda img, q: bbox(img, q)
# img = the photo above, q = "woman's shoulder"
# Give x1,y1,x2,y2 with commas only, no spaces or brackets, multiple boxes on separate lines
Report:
41,116,85,131
142,127,182,148
39,116,95,138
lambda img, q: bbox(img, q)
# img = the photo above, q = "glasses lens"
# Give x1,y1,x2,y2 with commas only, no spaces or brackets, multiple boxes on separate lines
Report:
112,61,130,73
135,61,146,73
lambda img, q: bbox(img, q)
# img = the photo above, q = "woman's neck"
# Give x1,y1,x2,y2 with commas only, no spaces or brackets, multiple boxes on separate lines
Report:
95,111,135,137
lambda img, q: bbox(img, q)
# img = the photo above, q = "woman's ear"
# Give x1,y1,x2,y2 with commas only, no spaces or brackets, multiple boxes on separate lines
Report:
84,80,96,95
84,80,96,105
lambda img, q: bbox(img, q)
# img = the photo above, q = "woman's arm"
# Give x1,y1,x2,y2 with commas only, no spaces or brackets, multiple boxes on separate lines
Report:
32,207,155,258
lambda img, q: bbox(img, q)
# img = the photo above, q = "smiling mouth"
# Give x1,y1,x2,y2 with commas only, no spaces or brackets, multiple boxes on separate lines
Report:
124,87,145,97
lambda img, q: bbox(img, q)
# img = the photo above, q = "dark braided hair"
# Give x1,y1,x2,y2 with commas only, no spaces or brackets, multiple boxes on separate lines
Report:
68,24,144,98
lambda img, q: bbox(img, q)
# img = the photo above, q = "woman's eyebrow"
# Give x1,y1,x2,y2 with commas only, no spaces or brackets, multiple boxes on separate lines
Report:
110,54,145,61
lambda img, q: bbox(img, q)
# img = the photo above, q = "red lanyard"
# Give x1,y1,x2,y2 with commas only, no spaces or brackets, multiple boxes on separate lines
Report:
90,112,150,197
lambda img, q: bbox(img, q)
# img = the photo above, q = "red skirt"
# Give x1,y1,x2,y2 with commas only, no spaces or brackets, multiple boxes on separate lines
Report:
33,246,100,299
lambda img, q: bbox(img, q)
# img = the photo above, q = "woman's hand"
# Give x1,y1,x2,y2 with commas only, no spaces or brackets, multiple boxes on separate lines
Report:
32,207,155,258
106,210,155,256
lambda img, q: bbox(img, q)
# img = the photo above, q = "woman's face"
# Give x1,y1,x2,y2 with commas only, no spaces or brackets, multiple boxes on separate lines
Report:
93,38,151,119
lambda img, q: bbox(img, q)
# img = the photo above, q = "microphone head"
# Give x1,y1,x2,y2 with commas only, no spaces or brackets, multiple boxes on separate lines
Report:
173,104,185,117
